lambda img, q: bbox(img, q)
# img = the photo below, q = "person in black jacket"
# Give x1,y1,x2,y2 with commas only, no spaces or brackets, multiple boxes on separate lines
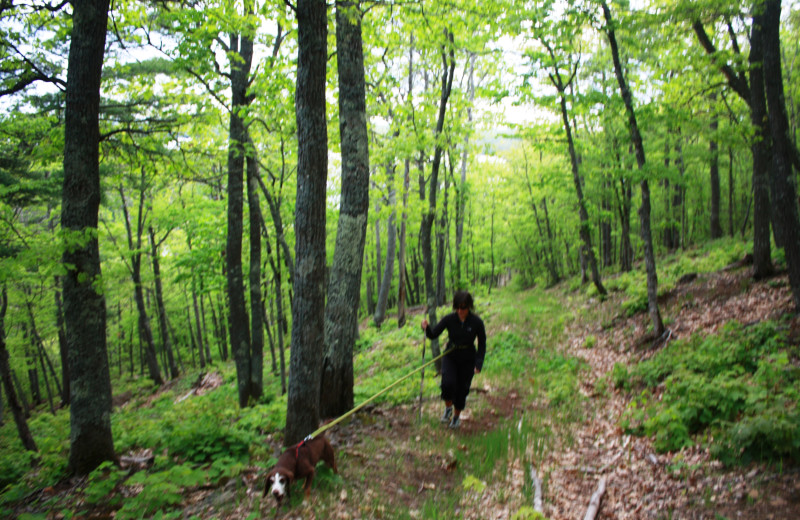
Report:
421,290,487,429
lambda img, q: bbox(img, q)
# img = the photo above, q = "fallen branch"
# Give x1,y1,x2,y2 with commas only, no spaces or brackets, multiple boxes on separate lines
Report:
598,435,630,473
529,465,543,513
583,476,607,520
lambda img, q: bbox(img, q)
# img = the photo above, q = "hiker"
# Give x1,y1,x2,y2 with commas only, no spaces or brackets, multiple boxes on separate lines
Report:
421,290,487,429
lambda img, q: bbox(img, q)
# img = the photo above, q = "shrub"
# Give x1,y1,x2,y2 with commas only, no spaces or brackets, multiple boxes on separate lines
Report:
620,320,800,466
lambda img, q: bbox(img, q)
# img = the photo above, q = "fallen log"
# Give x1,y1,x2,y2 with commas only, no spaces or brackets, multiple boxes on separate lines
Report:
529,465,543,513
583,476,607,520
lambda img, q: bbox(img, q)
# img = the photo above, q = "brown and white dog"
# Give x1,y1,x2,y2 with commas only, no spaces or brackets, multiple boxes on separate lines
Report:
264,435,338,505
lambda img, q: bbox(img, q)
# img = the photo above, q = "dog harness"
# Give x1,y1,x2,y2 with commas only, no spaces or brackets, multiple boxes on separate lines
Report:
295,439,307,459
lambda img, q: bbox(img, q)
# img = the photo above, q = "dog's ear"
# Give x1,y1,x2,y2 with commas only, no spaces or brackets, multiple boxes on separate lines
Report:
284,469,294,482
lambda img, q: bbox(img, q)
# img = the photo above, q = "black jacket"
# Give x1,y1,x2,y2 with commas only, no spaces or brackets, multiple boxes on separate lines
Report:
425,312,487,371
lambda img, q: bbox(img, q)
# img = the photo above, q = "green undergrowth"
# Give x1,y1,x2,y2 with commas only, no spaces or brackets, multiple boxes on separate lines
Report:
615,319,800,466
596,237,750,317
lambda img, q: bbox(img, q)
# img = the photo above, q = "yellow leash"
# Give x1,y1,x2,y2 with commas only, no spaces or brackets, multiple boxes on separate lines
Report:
306,346,451,439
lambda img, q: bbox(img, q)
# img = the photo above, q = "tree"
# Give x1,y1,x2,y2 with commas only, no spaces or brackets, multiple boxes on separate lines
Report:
246,136,264,402
320,0,371,417
148,226,178,379
285,0,329,445
541,35,607,296
225,0,256,408
62,0,117,475
0,287,37,451
600,0,665,337
373,166,396,327
420,29,455,368
691,14,774,277
118,178,164,386
762,0,800,309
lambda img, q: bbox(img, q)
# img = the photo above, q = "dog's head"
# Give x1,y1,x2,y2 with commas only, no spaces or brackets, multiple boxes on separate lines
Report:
264,468,294,504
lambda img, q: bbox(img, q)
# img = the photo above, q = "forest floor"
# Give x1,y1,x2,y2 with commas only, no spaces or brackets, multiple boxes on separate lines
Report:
238,261,800,520
14,261,800,519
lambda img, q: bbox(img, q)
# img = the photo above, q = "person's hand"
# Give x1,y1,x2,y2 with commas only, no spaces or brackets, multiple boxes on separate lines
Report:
421,319,428,331
474,367,480,374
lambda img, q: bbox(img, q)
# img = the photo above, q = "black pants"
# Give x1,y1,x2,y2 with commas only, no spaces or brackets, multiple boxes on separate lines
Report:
440,347,475,410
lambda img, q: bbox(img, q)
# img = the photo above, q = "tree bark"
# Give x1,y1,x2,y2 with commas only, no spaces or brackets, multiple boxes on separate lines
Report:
119,183,163,386
53,278,69,405
149,228,178,380
763,0,800,309
246,135,263,402
693,15,774,277
709,96,723,239
456,53,476,287
62,0,116,474
320,0,370,418
550,58,607,295
420,30,455,368
602,0,664,336
397,157,411,327
749,5,774,279
286,0,328,444
0,288,37,451
374,173,396,327
226,17,255,408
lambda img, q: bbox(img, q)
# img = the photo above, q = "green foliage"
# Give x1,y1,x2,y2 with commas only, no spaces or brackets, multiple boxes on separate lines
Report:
619,320,800,464
488,331,535,377
84,461,125,505
462,474,486,493
116,464,206,520
512,507,548,520
534,349,587,411
0,408,69,497
611,362,630,391
206,456,245,485
115,387,256,464
0,449,36,494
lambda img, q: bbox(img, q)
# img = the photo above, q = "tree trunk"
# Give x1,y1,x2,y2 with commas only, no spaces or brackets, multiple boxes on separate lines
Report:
397,158,410,328
750,3,775,279
320,0,370,418
709,95,723,239
53,278,69,405
694,12,773,276
286,0,328,445
728,146,735,236
119,184,163,386
0,288,37,451
554,78,606,295
149,228,178,379
226,22,255,408
602,0,664,336
397,41,415,328
420,30,455,368
456,53,475,287
435,160,450,305
26,301,62,413
61,0,116,474
246,135,264,402
763,0,800,309
374,174,396,327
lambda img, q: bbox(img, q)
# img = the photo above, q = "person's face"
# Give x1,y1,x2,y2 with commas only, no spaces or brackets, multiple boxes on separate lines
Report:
456,305,469,321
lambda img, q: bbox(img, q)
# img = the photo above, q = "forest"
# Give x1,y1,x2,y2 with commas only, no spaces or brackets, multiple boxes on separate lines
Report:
1,0,800,518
